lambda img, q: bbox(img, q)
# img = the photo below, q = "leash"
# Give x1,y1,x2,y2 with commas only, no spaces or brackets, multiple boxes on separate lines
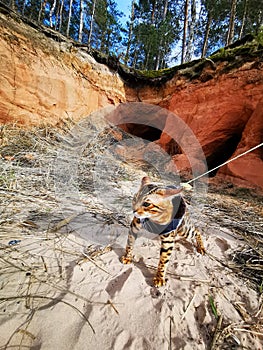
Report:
185,142,263,185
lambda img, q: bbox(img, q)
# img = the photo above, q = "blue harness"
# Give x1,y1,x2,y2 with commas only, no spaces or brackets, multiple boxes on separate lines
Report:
141,217,182,235
140,195,186,235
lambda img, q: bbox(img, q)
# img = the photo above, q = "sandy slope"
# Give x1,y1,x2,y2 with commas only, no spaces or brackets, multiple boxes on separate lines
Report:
0,121,262,349
0,212,262,349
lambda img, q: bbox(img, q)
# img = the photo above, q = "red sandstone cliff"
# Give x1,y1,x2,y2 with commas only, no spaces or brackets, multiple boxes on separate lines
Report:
0,6,262,190
0,9,125,126
124,54,263,190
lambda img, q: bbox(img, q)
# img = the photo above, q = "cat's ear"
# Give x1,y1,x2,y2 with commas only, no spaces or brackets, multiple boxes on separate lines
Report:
141,176,151,186
156,187,182,198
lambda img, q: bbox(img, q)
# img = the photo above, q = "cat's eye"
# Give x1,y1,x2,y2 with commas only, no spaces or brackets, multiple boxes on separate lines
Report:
142,202,151,207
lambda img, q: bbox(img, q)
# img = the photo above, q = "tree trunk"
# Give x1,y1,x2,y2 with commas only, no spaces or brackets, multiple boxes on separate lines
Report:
66,0,73,36
226,0,237,45
181,0,189,64
201,10,212,57
88,0,96,47
10,0,15,11
124,0,135,64
163,0,168,19
185,0,196,62
239,0,247,39
38,0,47,23
78,0,84,43
155,47,161,70
151,0,157,24
49,0,56,28
58,0,64,32
155,0,169,70
22,0,27,15
55,1,60,29
132,49,138,68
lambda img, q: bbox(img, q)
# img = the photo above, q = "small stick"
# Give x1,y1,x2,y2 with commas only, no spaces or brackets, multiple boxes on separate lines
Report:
232,328,263,336
169,316,174,350
50,213,79,232
107,299,119,315
81,252,111,275
210,314,223,350
254,295,263,318
41,255,48,272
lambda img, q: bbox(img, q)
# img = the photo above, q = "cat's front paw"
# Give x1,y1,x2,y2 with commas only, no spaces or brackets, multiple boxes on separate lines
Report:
153,276,166,287
197,245,205,255
196,233,205,255
120,255,133,264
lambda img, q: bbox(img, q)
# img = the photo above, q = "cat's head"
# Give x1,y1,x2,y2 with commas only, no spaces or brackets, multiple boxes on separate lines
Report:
132,176,183,224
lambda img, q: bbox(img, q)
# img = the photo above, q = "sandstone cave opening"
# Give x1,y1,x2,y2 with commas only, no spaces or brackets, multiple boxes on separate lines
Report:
120,124,182,155
206,133,242,177
120,123,162,142
120,124,242,178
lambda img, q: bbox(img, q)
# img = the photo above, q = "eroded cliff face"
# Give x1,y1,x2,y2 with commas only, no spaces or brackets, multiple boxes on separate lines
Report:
0,11,125,126
125,60,263,190
0,8,262,190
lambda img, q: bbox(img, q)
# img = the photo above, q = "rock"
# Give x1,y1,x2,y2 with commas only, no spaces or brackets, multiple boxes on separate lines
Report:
0,12,125,126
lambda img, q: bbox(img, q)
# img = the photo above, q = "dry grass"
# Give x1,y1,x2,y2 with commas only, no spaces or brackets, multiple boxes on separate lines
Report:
0,122,130,346
202,186,263,290
0,123,262,349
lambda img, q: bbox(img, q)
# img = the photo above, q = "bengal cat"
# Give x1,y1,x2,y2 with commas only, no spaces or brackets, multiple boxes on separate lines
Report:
121,176,205,287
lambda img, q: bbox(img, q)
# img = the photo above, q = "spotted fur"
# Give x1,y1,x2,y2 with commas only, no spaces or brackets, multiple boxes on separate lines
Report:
121,176,205,287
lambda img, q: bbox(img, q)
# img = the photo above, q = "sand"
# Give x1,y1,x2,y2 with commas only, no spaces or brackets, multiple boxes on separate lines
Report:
0,201,262,349
0,120,262,349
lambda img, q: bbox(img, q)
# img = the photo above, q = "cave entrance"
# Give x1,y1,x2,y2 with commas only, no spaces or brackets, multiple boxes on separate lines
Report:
119,123,162,142
119,124,182,155
206,133,242,177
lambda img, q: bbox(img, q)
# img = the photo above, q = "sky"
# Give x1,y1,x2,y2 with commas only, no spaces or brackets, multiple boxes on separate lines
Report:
115,0,131,24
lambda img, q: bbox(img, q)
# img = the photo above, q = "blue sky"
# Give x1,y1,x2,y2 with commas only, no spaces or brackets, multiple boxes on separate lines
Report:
115,0,131,23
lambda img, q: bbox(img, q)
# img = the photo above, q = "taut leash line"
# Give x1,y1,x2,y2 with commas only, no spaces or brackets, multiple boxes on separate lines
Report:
186,142,263,185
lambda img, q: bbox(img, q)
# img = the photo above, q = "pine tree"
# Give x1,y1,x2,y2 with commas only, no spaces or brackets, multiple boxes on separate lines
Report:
2,0,263,69
50,0,57,28
128,0,181,70
181,0,189,64
198,0,214,57
66,0,74,36
239,0,248,39
226,0,237,45
78,0,85,42
185,0,197,62
88,0,97,47
124,0,136,65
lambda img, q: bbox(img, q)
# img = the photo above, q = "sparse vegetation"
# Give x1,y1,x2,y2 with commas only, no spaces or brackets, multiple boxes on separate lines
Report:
0,124,262,348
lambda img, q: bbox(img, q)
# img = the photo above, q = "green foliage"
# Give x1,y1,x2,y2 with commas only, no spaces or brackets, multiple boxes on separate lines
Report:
128,0,181,70
209,33,262,62
1,0,262,70
256,26,263,45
